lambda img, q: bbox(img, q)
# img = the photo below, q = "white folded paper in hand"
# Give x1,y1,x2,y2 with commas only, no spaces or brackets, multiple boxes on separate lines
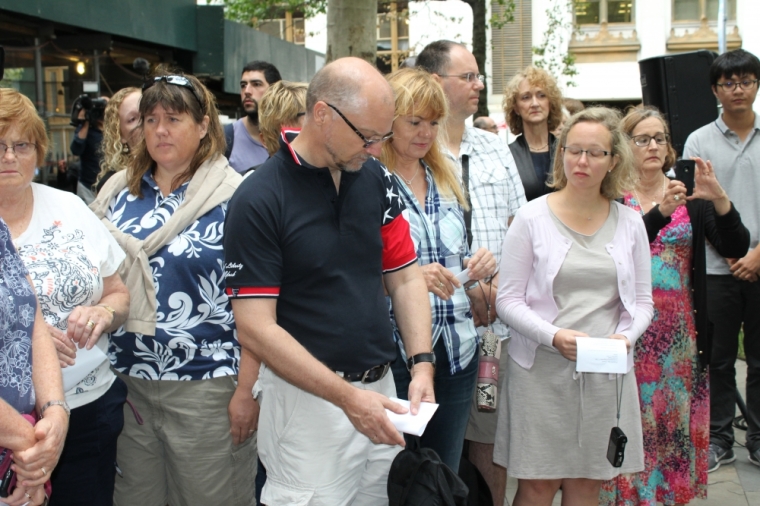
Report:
385,397,439,437
575,337,627,374
454,268,471,284
62,344,109,392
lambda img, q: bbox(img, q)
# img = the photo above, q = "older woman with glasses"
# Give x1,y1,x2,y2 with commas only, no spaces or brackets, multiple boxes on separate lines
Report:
495,107,653,506
600,107,749,506
503,66,564,202
90,71,255,506
0,86,130,506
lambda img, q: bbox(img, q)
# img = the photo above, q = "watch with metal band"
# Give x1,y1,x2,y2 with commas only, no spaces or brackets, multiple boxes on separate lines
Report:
39,399,71,418
406,352,436,371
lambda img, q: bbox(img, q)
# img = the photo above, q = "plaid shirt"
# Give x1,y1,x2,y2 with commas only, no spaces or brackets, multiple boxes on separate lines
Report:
388,163,478,375
444,126,527,339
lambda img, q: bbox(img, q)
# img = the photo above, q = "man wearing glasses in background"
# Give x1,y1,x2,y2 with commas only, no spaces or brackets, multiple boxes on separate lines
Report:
683,48,760,472
416,40,526,506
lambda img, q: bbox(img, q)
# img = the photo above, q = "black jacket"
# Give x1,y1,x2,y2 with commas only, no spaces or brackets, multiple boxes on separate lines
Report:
70,125,103,188
640,193,749,369
508,133,558,202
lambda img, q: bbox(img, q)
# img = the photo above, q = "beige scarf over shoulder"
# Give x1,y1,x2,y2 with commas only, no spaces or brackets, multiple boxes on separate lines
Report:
90,155,242,336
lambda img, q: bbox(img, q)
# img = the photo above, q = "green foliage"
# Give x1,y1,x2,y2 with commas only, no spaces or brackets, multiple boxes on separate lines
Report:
532,0,579,88
490,0,515,30
210,0,327,26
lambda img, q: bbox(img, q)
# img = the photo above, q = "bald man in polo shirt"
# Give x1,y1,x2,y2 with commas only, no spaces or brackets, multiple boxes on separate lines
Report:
224,58,435,505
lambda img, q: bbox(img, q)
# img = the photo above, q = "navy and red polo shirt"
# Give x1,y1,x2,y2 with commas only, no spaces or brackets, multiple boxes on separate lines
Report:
223,130,417,372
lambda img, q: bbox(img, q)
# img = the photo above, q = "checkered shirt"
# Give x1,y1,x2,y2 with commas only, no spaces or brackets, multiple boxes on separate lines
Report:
444,126,527,339
389,163,478,374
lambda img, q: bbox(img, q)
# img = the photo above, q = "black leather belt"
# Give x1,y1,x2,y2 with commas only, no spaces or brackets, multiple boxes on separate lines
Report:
337,362,391,384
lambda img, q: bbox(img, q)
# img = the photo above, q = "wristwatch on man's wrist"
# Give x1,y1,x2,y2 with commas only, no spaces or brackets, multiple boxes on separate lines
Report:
406,352,436,372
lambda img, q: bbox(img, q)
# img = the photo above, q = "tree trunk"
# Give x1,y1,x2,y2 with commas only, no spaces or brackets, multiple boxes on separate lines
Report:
463,0,489,118
326,0,378,65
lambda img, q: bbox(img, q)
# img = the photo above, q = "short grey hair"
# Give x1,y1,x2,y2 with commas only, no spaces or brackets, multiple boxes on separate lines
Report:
305,65,363,116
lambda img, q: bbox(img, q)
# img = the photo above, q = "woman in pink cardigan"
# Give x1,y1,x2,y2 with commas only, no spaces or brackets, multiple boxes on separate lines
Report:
493,107,654,506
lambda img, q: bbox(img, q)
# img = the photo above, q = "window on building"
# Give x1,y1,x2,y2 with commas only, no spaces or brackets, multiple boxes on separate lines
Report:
257,11,305,45
377,1,409,73
575,0,633,25
673,0,736,21
492,0,533,94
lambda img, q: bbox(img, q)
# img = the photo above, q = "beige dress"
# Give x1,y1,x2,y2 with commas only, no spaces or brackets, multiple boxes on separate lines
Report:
496,204,644,480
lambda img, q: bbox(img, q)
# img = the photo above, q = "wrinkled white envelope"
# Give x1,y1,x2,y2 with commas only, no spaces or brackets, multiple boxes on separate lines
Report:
575,337,627,374
62,345,109,392
385,397,439,437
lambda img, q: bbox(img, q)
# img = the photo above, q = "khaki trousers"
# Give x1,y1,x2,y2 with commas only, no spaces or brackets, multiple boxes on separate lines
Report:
113,373,256,506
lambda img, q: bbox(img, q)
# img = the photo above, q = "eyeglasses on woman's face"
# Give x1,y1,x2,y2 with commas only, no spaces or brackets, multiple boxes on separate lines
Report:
562,145,612,161
630,133,669,147
0,142,36,158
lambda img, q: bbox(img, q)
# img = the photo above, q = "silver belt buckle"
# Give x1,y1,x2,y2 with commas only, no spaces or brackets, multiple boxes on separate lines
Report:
361,363,389,384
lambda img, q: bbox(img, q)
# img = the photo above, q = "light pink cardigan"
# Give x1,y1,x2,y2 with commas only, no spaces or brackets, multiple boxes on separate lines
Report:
496,195,653,372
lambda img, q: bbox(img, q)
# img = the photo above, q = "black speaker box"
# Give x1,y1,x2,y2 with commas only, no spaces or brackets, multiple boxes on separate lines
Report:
639,50,718,156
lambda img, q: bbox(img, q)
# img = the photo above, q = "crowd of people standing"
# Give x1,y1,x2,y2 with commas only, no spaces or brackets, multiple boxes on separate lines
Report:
0,41,759,506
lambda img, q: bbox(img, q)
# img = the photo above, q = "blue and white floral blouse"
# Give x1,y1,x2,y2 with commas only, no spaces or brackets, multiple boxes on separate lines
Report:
106,173,238,381
0,218,37,414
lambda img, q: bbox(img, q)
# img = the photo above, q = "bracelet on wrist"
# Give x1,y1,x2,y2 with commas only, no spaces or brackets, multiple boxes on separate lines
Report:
39,399,70,418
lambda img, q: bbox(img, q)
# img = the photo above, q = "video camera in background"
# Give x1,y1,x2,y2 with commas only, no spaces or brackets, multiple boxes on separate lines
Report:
70,94,107,127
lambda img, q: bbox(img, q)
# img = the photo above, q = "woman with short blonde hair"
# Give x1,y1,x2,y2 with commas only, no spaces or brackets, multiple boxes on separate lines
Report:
259,80,308,156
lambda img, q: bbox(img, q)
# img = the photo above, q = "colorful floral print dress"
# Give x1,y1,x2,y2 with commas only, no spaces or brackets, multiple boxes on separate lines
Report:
600,195,708,506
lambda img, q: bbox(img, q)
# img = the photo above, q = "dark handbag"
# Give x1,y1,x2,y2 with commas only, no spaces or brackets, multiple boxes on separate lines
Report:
388,438,469,506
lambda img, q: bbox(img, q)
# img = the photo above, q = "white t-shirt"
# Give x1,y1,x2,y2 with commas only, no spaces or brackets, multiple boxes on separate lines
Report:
15,183,126,409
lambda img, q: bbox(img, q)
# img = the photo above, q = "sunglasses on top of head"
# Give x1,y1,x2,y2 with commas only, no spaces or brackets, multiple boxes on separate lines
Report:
143,75,204,109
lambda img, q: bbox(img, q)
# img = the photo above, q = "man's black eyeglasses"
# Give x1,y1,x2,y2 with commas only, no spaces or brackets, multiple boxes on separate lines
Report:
715,79,759,91
326,103,393,148
143,75,204,109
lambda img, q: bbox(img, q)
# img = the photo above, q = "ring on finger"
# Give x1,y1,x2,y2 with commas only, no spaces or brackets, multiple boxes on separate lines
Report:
437,281,444,289
86,320,95,330
41,466,47,476
25,492,32,500
673,195,680,201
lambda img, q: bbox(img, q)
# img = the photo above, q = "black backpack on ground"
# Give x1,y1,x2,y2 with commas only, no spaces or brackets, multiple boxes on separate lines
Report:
388,439,469,506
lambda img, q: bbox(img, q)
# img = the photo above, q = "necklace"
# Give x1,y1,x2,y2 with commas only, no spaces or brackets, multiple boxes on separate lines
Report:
528,142,549,152
398,164,420,186
633,177,666,209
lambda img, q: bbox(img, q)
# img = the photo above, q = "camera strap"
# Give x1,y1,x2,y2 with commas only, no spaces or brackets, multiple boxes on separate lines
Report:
615,374,625,428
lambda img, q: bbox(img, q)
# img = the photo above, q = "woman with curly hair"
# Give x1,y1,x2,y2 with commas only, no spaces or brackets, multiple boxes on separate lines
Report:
95,87,140,192
503,66,564,201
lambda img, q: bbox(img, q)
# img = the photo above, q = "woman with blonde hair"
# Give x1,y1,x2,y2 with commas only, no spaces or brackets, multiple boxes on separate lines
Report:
258,80,307,156
90,71,256,505
95,87,140,191
503,66,564,201
495,107,653,506
600,106,749,506
380,67,496,472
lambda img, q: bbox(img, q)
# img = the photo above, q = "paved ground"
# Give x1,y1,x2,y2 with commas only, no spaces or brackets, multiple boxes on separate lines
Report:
501,359,759,505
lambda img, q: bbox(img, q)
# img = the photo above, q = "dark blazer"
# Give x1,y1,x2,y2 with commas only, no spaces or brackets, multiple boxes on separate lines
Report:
508,133,558,202
640,191,750,369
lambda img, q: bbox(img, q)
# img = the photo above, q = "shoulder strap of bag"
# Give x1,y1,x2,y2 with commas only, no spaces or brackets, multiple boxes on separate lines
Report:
224,122,235,159
461,154,473,249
